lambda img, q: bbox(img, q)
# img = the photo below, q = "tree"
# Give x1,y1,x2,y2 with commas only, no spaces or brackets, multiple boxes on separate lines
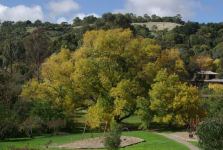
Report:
149,69,203,126
196,117,223,150
156,49,188,78
189,55,213,71
74,29,160,126
21,49,76,115
73,17,82,26
212,42,223,59
47,119,66,135
23,28,51,80
196,83,223,150
205,84,223,117
0,103,18,139
136,97,152,129
22,29,161,128
0,70,22,106
19,116,42,138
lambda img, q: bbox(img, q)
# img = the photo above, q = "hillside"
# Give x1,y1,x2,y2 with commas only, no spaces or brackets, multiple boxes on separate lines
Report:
132,22,181,30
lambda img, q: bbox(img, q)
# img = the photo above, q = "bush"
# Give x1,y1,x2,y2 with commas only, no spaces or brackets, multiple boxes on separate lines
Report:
0,104,19,140
104,121,121,150
196,117,223,150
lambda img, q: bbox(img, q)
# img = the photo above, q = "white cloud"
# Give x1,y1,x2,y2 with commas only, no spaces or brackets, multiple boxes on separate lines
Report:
120,0,202,19
49,0,79,15
0,4,44,22
56,17,68,24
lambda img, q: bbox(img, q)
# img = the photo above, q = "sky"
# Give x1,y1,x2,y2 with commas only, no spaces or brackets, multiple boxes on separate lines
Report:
0,0,222,23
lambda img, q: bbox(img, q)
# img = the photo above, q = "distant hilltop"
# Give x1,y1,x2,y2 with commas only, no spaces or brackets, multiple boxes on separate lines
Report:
132,22,181,31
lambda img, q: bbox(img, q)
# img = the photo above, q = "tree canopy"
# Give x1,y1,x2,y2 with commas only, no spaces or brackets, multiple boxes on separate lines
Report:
22,29,162,128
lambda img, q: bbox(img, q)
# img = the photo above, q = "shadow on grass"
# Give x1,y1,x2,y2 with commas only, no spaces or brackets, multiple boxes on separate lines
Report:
120,122,186,133
149,123,187,133
1,138,32,142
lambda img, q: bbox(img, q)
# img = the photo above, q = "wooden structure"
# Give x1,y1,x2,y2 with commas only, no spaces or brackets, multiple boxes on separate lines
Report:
192,70,223,84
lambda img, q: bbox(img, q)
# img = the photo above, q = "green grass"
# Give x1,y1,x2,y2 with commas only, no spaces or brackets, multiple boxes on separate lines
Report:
0,131,189,150
0,132,101,150
122,131,189,150
189,141,199,147
123,115,141,124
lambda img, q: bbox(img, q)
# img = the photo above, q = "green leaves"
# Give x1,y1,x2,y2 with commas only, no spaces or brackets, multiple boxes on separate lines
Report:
197,117,223,150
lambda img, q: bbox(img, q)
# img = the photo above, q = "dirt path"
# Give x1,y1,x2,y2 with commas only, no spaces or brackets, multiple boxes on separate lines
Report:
156,132,200,150
56,136,144,149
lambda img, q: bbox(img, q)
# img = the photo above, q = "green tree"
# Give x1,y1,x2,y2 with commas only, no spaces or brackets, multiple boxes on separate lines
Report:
196,117,223,150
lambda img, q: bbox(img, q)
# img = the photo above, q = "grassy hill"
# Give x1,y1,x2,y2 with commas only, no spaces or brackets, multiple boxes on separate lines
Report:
132,22,181,31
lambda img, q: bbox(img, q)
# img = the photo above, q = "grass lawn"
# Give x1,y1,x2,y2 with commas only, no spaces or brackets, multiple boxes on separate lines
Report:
189,141,199,147
0,131,189,150
123,115,141,124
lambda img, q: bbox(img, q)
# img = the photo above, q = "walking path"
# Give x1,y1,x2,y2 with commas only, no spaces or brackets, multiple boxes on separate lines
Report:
156,132,200,150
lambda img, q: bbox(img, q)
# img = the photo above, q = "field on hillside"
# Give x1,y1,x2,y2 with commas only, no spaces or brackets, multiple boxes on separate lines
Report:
132,22,181,30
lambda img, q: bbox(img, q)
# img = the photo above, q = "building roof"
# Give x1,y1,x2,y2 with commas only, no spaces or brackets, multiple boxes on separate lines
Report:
197,71,218,75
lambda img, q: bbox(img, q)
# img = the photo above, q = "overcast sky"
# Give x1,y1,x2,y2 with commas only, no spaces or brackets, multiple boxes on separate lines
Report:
0,0,222,23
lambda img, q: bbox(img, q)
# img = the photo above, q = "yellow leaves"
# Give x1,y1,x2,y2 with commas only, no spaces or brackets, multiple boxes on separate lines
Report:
173,84,199,109
113,99,127,116
213,58,221,66
142,38,161,58
175,115,185,126
71,58,99,97
163,114,173,123
156,49,187,76
21,79,47,101
153,114,173,123
41,49,74,86
110,80,141,101
150,70,202,125
21,49,77,114
22,29,165,128
98,72,112,90
83,29,132,54
191,55,213,70
208,83,223,94
86,105,104,128
138,63,158,85
144,44,161,58
21,79,39,100
86,102,112,129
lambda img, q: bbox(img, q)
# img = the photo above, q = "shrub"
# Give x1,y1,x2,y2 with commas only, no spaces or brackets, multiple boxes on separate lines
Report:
196,117,223,150
104,121,121,150
19,116,43,138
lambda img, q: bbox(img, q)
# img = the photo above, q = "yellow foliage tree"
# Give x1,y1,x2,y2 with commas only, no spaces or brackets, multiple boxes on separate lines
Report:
191,55,213,70
208,83,223,94
149,69,204,126
22,29,162,128
156,48,188,78
22,49,76,114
